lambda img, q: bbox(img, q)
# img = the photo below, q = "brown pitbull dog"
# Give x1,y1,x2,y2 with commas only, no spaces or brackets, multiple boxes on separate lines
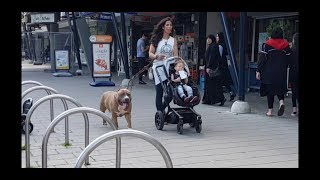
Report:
99,89,132,128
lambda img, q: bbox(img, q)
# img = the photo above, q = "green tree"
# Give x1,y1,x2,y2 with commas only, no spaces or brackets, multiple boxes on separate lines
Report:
266,19,292,40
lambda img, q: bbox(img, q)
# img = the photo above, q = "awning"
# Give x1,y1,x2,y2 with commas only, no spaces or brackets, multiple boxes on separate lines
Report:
247,12,298,19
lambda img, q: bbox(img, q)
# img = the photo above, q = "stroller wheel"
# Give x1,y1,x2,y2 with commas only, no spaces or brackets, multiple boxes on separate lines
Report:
189,114,198,127
177,123,183,134
195,123,202,133
155,111,165,130
21,121,34,134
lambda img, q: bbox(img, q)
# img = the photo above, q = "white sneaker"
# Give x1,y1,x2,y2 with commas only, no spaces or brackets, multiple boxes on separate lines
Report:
291,112,298,116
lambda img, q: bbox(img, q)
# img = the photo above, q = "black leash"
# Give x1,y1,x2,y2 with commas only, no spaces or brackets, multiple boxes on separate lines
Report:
125,56,183,90
126,60,154,90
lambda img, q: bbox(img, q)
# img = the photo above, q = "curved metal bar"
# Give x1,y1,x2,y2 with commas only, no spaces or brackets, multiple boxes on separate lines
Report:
42,107,117,168
22,85,64,147
21,85,60,138
22,86,58,100
21,86,58,115
28,88,69,136
75,129,173,168
21,83,57,126
24,94,82,168
22,80,43,86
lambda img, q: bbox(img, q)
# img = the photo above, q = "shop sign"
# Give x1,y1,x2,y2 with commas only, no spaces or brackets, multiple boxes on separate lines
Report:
99,13,112,20
31,13,55,23
92,43,111,77
54,50,70,70
89,35,112,43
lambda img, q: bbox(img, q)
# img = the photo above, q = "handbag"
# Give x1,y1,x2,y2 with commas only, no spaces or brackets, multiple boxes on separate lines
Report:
208,62,221,79
148,66,153,80
207,51,221,79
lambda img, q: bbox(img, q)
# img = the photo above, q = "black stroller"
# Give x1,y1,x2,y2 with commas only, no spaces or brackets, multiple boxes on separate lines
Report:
154,56,202,134
21,98,34,134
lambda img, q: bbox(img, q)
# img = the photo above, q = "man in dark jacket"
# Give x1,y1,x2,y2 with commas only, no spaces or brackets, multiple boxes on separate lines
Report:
256,27,291,117
289,32,299,116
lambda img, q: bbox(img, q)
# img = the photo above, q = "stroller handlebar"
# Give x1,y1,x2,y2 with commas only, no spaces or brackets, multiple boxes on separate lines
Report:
155,56,181,70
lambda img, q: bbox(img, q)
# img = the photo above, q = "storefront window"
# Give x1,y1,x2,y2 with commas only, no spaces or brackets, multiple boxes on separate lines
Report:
253,15,298,62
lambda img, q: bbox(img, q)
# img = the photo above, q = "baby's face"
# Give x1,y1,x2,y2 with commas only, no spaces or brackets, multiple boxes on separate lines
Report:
175,63,184,71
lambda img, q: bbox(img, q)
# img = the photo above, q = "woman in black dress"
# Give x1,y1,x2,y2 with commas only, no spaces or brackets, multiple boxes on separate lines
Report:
202,34,226,106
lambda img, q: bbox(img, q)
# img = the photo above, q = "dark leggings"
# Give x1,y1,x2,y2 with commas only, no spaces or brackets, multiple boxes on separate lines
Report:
137,57,146,81
267,94,285,109
155,80,168,111
291,83,298,107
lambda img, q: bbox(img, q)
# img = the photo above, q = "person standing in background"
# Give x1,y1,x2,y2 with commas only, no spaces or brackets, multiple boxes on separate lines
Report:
216,32,236,101
137,32,149,84
256,27,291,117
289,32,299,116
179,41,188,61
202,34,226,106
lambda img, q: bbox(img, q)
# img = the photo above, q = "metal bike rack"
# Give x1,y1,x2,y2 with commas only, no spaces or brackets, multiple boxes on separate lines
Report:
24,94,77,168
22,80,43,86
22,85,65,140
75,129,173,168
22,86,59,125
42,107,119,168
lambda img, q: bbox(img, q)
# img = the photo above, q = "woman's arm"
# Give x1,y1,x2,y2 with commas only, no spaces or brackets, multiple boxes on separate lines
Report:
206,46,214,73
256,51,268,80
149,44,157,60
257,43,268,73
257,52,267,73
149,43,165,60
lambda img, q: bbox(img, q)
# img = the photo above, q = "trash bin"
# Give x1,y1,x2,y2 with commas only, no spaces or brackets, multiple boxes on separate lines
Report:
248,62,260,91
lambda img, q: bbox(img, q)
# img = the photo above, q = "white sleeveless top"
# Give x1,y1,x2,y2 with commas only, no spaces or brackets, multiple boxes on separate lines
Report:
152,36,175,85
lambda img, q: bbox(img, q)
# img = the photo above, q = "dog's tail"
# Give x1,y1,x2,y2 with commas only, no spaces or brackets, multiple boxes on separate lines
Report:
99,95,106,113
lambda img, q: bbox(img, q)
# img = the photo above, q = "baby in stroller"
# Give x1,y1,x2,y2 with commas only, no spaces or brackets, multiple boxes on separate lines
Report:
171,60,199,105
154,56,202,134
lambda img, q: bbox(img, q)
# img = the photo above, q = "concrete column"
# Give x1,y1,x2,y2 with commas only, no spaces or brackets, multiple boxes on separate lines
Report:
49,23,59,72
198,12,207,66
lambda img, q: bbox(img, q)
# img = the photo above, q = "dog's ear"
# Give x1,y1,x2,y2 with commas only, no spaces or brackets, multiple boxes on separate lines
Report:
128,91,132,100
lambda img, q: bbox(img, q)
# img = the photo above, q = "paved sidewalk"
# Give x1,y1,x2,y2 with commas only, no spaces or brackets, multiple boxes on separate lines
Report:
21,63,298,168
